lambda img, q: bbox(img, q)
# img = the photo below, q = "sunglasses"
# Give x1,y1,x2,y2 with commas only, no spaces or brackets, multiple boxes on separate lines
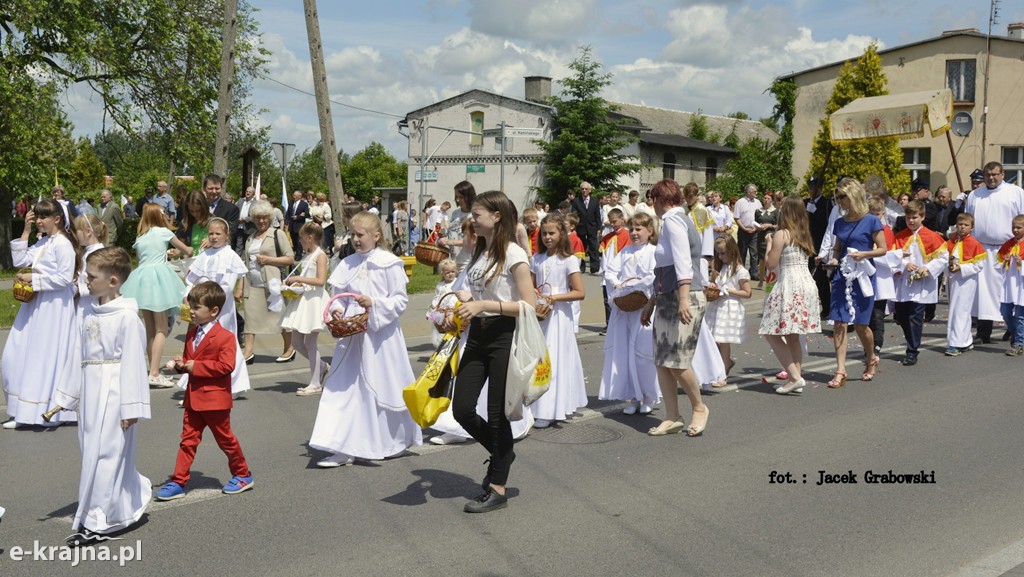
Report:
835,194,848,200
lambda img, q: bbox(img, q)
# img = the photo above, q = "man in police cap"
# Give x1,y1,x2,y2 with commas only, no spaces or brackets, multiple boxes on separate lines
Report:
954,169,985,210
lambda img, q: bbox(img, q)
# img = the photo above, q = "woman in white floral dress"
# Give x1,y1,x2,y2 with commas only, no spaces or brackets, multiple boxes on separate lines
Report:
759,197,821,394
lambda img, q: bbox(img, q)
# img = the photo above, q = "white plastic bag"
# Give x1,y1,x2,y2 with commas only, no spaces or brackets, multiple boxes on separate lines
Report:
505,300,550,421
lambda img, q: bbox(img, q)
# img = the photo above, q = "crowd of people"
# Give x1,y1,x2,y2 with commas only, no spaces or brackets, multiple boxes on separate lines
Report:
4,164,1024,539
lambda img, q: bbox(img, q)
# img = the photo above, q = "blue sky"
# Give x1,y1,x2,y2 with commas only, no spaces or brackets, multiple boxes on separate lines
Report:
65,0,1023,161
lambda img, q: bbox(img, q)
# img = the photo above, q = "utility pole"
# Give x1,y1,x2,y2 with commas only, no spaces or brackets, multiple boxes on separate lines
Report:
213,0,238,179
303,0,345,224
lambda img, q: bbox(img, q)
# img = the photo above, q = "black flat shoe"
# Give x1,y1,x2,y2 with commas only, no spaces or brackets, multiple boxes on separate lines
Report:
464,489,508,513
245,354,255,365
66,528,103,547
901,356,918,366
275,350,296,363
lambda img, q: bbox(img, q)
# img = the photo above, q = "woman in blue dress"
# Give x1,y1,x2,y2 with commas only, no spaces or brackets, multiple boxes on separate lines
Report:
824,178,887,388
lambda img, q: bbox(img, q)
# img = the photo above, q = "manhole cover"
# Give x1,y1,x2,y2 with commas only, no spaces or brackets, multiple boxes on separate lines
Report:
530,423,622,444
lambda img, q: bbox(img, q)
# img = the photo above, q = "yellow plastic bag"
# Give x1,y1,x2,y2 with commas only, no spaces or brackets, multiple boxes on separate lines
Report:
404,332,460,428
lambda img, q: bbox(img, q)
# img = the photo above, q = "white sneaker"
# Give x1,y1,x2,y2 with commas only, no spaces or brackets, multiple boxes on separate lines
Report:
622,402,639,415
149,375,174,388
296,384,323,396
430,433,468,445
534,419,552,429
317,453,354,468
639,404,654,415
2,420,19,430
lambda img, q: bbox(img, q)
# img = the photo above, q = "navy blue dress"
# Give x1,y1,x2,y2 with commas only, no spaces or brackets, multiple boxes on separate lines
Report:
829,216,882,325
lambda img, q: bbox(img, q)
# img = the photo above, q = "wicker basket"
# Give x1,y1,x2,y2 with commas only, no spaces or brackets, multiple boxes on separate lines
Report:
13,268,35,303
430,291,464,333
323,293,369,338
613,291,649,312
611,276,648,312
703,284,721,302
414,242,449,267
534,283,552,320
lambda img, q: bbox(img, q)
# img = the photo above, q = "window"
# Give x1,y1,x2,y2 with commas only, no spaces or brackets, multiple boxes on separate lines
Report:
663,152,676,181
1004,147,1024,186
470,112,484,146
946,60,976,103
902,147,931,181
705,157,718,183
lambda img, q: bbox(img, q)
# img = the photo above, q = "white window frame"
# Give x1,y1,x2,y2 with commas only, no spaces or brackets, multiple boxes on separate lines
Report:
946,59,976,103
902,147,931,182
1003,147,1024,186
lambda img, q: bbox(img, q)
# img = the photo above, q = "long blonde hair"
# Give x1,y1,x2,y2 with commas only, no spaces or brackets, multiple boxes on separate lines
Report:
836,177,869,219
775,196,815,256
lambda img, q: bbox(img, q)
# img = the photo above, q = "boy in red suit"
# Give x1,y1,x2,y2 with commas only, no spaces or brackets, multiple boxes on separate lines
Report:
155,281,254,500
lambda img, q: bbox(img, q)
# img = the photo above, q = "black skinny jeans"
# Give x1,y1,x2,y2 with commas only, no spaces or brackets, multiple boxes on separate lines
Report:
452,316,516,486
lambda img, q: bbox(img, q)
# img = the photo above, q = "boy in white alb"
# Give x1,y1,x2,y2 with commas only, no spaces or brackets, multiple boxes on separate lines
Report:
54,247,151,546
997,215,1024,356
944,213,987,355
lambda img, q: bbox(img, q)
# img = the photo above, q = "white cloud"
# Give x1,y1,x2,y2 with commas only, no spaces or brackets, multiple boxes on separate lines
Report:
467,0,598,43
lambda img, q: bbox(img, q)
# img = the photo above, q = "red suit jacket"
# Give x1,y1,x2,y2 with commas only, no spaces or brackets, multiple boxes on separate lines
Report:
181,323,236,411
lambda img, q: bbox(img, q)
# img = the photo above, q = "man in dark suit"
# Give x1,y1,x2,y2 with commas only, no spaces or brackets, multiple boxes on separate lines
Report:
804,176,832,318
570,181,602,273
285,189,309,259
203,174,240,234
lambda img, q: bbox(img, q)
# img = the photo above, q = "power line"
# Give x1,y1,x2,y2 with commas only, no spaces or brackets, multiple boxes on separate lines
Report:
262,75,405,119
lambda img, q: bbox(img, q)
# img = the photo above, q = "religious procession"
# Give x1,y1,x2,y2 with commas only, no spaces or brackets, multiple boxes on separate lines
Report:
3,162,1024,553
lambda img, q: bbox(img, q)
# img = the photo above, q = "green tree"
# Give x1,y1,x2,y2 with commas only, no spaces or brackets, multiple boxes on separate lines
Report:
342,142,406,200
69,139,107,199
0,0,268,195
0,66,75,267
537,46,638,200
711,137,796,199
687,109,710,142
768,77,796,188
804,43,910,195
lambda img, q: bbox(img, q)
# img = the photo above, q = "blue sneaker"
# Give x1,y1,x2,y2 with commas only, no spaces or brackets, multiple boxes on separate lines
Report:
155,482,185,501
223,475,254,495
944,346,961,356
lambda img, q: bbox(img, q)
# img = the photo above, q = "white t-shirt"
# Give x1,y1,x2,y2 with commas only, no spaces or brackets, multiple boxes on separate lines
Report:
425,206,443,230
463,242,528,316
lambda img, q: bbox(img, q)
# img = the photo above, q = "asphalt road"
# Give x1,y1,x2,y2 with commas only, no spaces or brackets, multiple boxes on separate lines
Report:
1,274,1023,577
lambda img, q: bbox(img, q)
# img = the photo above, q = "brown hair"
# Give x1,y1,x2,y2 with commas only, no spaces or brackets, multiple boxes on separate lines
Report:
539,213,573,258
182,190,210,231
628,213,658,244
904,200,926,218
300,221,324,243
469,190,519,283
867,196,886,215
33,198,82,280
713,236,741,278
956,212,975,226
187,280,227,311
137,203,168,236
775,196,815,257
87,246,132,284
454,181,477,210
648,179,683,207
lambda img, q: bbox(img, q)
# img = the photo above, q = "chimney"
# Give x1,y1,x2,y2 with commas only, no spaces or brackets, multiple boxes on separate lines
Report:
524,76,552,104
1009,23,1024,40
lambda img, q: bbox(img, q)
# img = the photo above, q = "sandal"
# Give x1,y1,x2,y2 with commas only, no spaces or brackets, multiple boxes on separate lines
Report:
862,357,879,381
827,371,847,388
711,379,729,388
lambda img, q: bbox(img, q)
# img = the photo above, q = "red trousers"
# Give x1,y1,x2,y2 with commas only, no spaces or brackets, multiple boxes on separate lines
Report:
172,408,250,486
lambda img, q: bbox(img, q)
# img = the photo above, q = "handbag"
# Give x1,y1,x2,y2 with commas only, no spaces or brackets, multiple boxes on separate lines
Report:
403,333,460,428
505,300,551,421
